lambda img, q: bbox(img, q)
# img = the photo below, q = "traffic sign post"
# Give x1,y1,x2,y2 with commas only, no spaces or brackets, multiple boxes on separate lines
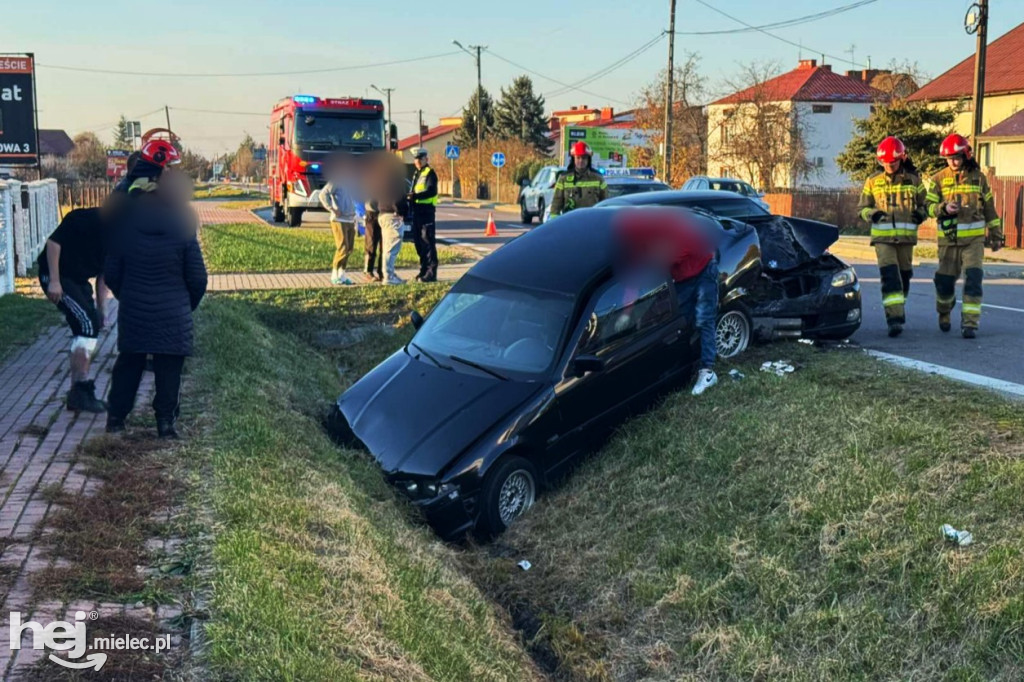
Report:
491,152,505,203
446,144,460,197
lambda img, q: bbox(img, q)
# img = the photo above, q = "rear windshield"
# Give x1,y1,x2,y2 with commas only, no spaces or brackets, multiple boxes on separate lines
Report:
606,182,670,198
670,197,769,218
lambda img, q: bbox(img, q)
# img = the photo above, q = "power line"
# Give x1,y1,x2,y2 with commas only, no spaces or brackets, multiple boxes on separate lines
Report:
544,33,666,99
488,50,634,106
694,0,870,69
172,107,266,116
82,108,165,133
37,50,461,77
677,0,877,35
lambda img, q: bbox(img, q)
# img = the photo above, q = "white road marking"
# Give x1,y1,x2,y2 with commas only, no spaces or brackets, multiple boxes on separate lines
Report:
980,303,1024,313
865,350,1024,399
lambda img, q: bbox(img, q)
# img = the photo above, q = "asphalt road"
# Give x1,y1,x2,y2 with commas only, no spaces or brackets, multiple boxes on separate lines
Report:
845,257,1024,386
254,205,1024,390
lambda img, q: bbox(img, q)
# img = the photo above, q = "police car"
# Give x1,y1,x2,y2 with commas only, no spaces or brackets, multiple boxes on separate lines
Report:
538,167,670,223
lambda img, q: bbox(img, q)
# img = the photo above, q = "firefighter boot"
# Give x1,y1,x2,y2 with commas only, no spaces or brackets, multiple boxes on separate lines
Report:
939,313,951,333
887,322,903,338
157,419,180,440
961,327,977,339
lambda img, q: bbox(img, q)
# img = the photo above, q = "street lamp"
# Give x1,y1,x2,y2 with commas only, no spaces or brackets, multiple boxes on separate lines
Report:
371,84,395,149
453,39,486,198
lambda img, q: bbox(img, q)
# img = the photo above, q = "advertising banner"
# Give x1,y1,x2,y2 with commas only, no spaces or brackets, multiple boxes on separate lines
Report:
0,55,37,166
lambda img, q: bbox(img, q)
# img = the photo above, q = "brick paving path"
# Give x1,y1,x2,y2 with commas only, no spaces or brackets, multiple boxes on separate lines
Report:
192,202,260,225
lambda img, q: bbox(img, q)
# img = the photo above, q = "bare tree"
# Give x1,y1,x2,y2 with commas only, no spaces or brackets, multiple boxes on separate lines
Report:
632,53,708,182
709,61,815,191
69,132,107,179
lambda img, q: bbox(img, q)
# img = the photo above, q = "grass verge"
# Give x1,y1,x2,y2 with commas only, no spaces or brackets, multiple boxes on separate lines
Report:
459,343,1024,680
190,288,539,681
0,292,60,362
199,222,466,274
193,186,267,200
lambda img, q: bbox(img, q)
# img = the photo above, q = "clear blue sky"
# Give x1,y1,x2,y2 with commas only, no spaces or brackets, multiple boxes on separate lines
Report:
2,0,1017,156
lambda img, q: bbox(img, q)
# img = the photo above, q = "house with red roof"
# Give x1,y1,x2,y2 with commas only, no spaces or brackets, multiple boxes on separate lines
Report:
707,59,887,189
908,21,1024,174
395,117,463,163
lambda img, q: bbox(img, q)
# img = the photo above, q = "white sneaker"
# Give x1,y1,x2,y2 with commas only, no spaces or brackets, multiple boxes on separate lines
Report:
691,369,718,396
386,275,405,285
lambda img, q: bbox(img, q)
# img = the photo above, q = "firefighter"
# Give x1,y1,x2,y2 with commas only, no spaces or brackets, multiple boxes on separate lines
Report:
858,136,927,337
407,148,439,282
550,141,607,218
925,133,1004,338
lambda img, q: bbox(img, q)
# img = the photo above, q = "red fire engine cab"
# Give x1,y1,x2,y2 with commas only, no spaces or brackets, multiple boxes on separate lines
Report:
268,94,396,227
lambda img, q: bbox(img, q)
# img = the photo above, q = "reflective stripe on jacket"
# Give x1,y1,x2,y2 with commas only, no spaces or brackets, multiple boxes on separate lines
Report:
550,167,607,217
925,167,1001,244
411,166,439,206
858,169,925,244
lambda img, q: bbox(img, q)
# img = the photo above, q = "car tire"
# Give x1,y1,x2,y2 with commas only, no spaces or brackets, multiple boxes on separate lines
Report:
478,455,538,537
716,305,752,359
520,199,533,224
537,198,545,225
272,201,285,223
286,206,303,228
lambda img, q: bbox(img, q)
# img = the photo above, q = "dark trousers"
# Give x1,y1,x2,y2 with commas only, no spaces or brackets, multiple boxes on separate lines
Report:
108,353,185,422
364,211,383,277
411,207,438,279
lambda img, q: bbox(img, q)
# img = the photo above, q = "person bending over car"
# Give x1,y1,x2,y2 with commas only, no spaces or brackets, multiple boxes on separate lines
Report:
614,208,720,396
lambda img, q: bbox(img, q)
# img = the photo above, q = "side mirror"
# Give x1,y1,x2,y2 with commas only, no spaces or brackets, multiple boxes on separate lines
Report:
390,124,399,150
570,355,605,377
410,311,424,330
279,136,286,147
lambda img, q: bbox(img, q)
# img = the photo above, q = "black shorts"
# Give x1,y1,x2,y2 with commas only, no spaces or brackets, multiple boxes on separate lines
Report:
38,273,100,339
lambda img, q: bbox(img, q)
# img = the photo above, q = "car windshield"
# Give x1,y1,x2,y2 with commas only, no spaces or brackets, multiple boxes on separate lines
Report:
294,113,384,149
670,196,769,218
710,180,759,197
606,182,670,198
412,276,574,377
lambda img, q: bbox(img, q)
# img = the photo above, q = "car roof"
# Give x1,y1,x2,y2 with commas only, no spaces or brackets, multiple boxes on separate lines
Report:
690,176,750,183
604,177,667,185
598,189,757,206
468,208,614,296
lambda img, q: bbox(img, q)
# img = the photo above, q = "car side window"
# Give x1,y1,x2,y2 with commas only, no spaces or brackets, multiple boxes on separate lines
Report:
533,169,548,187
578,275,675,355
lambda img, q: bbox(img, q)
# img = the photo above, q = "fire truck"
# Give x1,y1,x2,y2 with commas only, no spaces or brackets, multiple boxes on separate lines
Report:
268,94,397,227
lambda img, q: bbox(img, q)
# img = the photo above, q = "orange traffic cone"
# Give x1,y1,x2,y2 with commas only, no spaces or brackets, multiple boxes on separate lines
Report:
484,212,499,237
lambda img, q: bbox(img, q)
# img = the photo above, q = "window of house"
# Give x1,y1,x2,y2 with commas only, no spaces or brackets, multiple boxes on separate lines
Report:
814,157,825,168
812,104,833,114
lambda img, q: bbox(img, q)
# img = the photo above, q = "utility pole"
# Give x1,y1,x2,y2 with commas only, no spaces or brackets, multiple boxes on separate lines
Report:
165,105,173,137
418,110,424,147
371,85,395,148
663,0,677,185
454,40,486,197
967,0,989,149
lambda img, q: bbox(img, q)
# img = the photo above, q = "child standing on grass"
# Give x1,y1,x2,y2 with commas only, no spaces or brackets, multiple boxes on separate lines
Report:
319,155,358,285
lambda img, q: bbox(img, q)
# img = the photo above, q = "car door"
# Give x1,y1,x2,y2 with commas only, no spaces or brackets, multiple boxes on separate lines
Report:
526,169,547,212
543,272,693,475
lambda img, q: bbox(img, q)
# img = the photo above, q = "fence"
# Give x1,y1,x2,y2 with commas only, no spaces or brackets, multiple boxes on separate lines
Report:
58,179,115,210
990,175,1024,249
0,179,60,288
0,184,13,295
762,189,864,233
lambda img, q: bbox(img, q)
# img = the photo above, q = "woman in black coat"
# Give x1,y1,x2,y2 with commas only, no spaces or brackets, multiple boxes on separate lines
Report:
104,169,207,438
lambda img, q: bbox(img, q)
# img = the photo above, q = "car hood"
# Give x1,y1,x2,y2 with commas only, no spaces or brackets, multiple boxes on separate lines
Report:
749,215,839,271
338,349,542,478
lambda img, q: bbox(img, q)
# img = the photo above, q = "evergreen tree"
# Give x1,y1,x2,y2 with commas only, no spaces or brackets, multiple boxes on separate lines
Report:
494,76,552,154
837,102,956,182
112,115,134,150
454,87,495,149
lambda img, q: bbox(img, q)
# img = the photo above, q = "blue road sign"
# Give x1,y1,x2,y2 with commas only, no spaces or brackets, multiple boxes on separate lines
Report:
491,152,506,168
445,144,460,160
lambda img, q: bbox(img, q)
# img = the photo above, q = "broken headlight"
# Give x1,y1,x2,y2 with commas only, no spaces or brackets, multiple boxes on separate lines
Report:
399,480,458,501
830,268,857,288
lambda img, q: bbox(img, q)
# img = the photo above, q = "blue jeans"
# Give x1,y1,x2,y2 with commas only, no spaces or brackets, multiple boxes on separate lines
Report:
674,259,719,369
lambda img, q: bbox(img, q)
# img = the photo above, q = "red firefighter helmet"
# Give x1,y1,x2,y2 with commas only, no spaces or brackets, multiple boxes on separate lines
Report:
939,133,972,159
139,139,181,168
570,141,592,157
876,136,906,164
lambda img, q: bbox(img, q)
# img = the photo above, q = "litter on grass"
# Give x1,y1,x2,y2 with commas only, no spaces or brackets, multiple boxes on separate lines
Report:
761,360,796,377
517,560,532,571
728,369,745,381
941,524,973,547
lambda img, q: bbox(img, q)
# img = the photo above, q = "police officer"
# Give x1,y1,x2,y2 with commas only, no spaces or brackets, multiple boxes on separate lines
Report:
858,136,927,337
550,141,607,218
925,134,1004,338
407,148,439,282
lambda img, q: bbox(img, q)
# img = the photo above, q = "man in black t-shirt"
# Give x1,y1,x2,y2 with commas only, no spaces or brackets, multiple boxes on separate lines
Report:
37,207,109,412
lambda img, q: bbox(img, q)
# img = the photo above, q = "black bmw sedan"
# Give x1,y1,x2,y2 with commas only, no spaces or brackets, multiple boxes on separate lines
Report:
332,208,704,539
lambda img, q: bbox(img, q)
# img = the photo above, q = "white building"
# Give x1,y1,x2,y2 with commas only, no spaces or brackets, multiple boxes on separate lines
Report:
707,60,887,190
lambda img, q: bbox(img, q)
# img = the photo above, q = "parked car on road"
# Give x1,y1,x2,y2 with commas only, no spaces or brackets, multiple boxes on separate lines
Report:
681,176,771,211
534,168,671,223
518,165,561,224
598,190,861,357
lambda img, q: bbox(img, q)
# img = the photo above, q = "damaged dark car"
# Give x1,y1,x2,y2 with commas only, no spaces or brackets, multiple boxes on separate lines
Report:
331,200,861,540
598,189,862,357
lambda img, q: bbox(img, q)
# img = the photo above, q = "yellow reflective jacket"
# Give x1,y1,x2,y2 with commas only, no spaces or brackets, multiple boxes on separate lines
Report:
925,166,1002,245
858,168,926,245
550,167,607,217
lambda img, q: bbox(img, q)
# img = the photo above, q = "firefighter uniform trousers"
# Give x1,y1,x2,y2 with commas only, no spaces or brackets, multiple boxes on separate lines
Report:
875,243,914,323
935,240,984,328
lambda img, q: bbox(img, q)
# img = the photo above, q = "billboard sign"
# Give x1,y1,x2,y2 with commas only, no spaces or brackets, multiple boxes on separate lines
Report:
106,149,131,178
0,55,37,166
562,126,653,170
